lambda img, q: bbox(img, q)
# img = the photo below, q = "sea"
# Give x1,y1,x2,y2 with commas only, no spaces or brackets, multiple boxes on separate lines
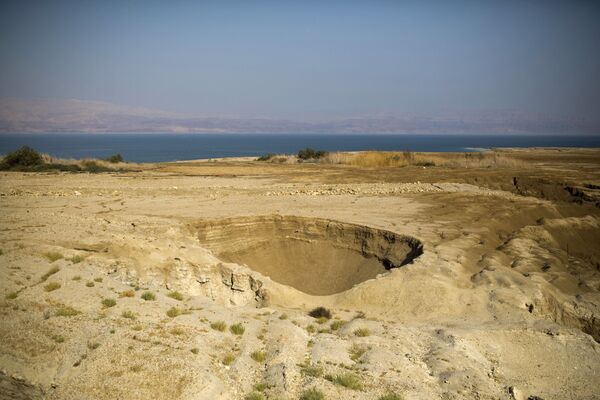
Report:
0,133,598,163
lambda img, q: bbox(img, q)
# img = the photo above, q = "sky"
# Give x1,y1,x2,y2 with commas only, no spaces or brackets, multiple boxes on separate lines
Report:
0,0,599,121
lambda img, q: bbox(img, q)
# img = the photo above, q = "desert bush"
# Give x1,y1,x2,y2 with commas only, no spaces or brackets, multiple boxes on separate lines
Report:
87,342,100,350
330,320,345,330
301,365,323,378
44,252,63,263
101,298,117,308
257,153,276,161
52,334,65,343
86,281,95,287
223,353,236,365
279,313,288,320
298,147,328,160
330,373,362,390
40,266,60,281
253,382,270,392
210,321,227,332
69,255,85,264
354,327,371,337
166,306,183,318
191,347,199,354
105,153,124,163
309,307,332,319
167,291,184,301
306,325,316,334
349,343,368,361
120,289,135,298
250,350,266,363
170,327,185,335
300,387,326,400
44,282,61,292
245,392,265,400
94,277,103,283
55,306,80,317
378,394,404,400
121,310,136,319
230,323,245,335
141,291,155,301
72,275,81,281
5,291,18,300
0,146,44,169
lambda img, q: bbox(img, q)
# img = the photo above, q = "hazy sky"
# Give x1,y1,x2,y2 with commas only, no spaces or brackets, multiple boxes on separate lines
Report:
1,0,599,120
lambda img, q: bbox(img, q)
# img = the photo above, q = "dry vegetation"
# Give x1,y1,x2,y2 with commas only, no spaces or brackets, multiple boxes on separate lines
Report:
257,149,524,169
320,150,524,168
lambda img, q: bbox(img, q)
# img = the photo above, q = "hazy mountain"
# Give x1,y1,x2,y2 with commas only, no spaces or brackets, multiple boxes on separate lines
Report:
0,98,597,135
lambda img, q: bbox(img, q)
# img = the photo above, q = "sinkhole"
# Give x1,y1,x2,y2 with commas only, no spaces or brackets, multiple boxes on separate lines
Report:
195,216,423,296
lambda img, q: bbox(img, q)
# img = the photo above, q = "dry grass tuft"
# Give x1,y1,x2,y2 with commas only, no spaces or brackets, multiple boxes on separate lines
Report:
55,306,80,317
210,321,227,332
40,266,60,282
44,282,61,292
167,291,184,301
119,290,135,298
43,252,63,263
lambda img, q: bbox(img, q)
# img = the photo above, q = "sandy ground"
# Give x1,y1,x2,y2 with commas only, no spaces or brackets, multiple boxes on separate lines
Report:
1,148,600,400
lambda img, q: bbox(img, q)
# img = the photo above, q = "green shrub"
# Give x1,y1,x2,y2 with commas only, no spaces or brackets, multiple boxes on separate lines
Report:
1,146,43,168
94,277,103,283
44,282,61,292
167,291,184,301
306,325,316,334
309,307,331,319
210,321,227,332
230,323,245,335
101,298,117,308
141,291,155,301
86,281,95,287
298,148,328,160
250,350,266,363
300,387,326,400
121,310,136,319
105,153,124,163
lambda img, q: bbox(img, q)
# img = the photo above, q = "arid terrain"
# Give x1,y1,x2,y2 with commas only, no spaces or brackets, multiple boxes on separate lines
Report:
1,148,600,400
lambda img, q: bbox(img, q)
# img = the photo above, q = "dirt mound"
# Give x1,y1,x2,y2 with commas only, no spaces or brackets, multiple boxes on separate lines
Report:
194,215,423,295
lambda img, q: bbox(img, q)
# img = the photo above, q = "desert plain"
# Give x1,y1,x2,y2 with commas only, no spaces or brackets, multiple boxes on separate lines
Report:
1,148,600,400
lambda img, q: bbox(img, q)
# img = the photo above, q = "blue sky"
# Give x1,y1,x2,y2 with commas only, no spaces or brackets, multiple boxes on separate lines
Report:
1,0,599,120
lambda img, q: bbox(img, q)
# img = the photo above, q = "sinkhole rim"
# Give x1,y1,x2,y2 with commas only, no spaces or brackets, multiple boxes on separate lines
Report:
194,215,424,296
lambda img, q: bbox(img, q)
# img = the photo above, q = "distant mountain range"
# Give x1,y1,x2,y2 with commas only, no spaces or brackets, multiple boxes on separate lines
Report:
1,97,598,135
